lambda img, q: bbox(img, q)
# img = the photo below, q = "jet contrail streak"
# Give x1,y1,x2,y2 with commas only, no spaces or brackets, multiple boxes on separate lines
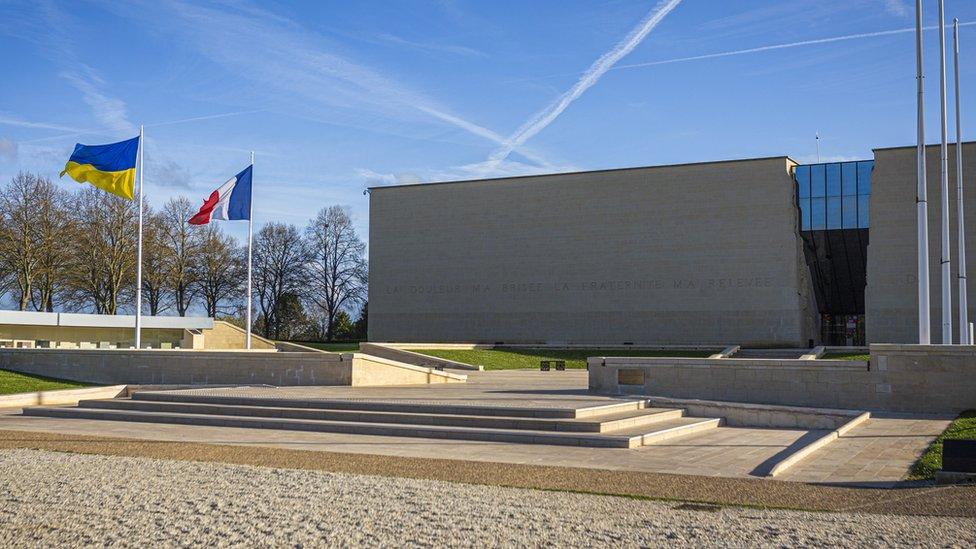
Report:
18,109,265,144
415,105,556,169
613,21,976,72
487,0,682,166
145,109,266,127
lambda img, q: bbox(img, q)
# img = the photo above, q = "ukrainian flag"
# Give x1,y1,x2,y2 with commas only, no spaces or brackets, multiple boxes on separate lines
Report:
60,136,140,200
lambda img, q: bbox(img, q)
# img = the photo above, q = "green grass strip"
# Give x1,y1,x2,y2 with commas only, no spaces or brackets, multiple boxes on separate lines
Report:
908,410,976,480
412,348,711,371
820,352,869,361
0,369,89,396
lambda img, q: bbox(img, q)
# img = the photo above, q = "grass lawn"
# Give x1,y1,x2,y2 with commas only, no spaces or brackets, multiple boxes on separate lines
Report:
411,348,712,371
821,352,870,361
285,341,361,353
908,410,976,480
0,369,89,396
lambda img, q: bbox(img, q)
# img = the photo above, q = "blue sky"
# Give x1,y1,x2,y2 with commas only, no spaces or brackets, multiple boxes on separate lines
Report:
1,0,975,243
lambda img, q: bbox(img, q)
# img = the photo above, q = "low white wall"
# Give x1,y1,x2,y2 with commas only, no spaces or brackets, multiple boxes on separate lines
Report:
0,385,127,408
588,344,976,414
0,349,462,387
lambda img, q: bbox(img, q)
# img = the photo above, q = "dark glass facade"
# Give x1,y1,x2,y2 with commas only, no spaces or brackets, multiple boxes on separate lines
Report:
794,160,872,346
794,160,872,230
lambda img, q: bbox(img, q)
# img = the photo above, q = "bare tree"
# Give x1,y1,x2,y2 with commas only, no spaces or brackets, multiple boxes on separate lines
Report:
304,206,366,341
253,222,306,339
160,197,201,316
0,173,44,310
196,224,244,318
66,187,138,314
29,178,74,311
140,206,169,316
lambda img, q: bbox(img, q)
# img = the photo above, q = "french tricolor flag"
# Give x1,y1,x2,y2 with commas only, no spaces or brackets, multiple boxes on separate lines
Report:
188,165,252,225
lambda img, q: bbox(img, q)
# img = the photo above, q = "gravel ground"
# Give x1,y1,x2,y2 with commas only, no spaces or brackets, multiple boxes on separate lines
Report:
0,449,973,548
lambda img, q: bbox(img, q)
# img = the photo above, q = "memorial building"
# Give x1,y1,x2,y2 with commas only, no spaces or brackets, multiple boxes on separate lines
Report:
368,142,976,346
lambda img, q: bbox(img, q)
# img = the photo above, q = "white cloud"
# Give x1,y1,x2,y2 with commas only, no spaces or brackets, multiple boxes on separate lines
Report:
0,138,18,161
114,0,551,169
884,0,910,18
60,66,135,134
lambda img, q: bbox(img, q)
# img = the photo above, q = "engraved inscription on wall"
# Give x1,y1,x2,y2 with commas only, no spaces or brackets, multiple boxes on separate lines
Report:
383,276,775,296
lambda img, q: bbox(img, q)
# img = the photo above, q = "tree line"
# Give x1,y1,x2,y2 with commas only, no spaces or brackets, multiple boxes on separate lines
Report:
0,172,368,341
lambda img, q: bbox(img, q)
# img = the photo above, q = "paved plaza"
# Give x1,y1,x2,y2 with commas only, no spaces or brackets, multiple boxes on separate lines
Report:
0,370,951,485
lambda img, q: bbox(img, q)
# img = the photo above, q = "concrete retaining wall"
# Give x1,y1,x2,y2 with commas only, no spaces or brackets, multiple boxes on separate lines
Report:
589,344,975,414
0,349,464,387
0,385,127,408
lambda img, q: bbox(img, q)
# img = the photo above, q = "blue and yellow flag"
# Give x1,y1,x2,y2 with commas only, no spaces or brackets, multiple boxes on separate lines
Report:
60,136,140,200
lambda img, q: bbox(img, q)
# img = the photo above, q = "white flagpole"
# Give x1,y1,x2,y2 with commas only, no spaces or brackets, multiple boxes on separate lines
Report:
246,151,254,350
954,18,969,344
135,125,145,349
938,0,953,343
916,0,932,345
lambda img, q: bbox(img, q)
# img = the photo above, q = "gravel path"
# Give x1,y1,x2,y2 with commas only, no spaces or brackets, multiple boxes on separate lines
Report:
0,449,973,548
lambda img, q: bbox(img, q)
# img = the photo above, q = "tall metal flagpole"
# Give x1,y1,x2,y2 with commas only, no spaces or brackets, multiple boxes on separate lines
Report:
246,151,254,350
916,0,932,345
938,0,952,343
954,18,969,344
135,125,145,349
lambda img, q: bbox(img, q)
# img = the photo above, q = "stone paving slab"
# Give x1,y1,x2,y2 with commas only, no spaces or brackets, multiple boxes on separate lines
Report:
778,416,951,486
0,370,949,484
135,370,615,411
0,409,808,477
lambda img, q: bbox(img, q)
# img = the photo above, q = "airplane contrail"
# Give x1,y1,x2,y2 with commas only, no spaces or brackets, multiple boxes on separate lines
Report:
486,0,682,167
613,21,976,72
145,109,266,128
18,109,265,144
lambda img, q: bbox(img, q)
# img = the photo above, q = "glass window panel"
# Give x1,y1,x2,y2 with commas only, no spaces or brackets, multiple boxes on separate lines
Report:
842,195,858,228
827,197,842,229
857,161,873,195
795,165,811,198
810,164,826,197
826,164,842,197
842,162,858,196
800,198,811,230
811,197,827,230
858,194,869,228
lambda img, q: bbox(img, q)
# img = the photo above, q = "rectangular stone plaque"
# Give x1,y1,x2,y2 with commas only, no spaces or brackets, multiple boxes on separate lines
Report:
617,368,645,386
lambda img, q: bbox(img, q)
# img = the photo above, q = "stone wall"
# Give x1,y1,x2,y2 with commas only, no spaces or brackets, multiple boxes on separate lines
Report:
0,349,464,387
369,157,816,346
866,142,976,343
202,321,277,350
588,344,975,414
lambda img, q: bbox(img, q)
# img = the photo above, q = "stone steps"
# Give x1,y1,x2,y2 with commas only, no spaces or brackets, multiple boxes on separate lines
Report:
130,390,646,419
72,398,687,433
24,392,723,449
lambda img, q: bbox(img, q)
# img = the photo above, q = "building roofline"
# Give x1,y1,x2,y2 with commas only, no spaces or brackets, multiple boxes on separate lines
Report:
873,140,976,152
368,154,799,191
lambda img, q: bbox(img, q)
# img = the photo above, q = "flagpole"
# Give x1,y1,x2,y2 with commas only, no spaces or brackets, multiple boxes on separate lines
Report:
135,125,145,349
954,18,969,344
916,0,932,345
938,0,952,343
246,151,254,350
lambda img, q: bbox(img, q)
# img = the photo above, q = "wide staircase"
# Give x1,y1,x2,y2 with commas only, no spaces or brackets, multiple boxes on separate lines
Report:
25,392,722,449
